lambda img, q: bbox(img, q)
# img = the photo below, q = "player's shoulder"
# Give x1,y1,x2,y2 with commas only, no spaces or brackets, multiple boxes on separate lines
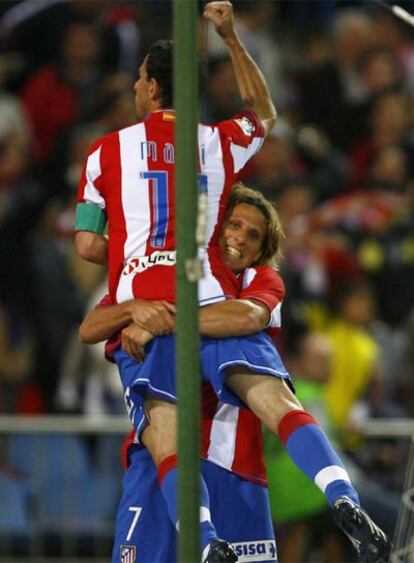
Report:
87,129,119,153
247,265,284,284
88,123,144,156
97,121,144,143
216,110,263,136
242,265,285,298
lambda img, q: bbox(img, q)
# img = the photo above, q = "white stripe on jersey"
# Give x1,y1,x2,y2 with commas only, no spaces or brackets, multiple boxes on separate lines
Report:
268,302,282,328
198,125,226,245
242,268,257,288
120,124,150,260
207,403,239,471
230,137,263,174
84,145,105,208
116,124,150,303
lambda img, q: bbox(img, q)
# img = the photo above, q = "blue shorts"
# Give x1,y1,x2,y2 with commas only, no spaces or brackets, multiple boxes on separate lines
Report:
112,447,277,563
114,333,293,439
201,333,292,406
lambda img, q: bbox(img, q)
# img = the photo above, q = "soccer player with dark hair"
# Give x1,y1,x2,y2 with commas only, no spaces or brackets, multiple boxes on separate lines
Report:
75,3,390,561
75,2,275,559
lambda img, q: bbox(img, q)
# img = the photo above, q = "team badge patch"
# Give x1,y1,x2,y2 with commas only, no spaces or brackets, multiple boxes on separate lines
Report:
235,116,255,136
120,544,136,563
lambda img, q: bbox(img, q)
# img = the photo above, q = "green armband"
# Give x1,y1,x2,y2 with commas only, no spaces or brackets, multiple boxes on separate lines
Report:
75,203,107,234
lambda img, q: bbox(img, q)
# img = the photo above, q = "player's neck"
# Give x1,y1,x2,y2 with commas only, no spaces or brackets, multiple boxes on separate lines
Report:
151,104,174,114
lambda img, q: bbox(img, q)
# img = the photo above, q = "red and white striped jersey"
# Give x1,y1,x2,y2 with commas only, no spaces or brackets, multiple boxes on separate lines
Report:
240,265,285,332
119,265,285,485
102,264,285,361
77,110,264,305
200,384,267,486
199,266,285,485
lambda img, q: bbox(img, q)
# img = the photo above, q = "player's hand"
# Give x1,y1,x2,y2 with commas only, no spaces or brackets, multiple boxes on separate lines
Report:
203,2,236,40
121,324,154,362
129,300,176,336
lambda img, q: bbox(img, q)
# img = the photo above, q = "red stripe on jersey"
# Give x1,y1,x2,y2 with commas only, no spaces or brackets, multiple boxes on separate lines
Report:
278,409,317,446
207,245,240,299
231,408,267,486
76,138,104,203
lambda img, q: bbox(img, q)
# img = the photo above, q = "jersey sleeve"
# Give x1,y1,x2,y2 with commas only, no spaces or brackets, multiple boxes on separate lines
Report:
215,110,265,174
239,266,285,329
75,137,108,232
75,135,106,207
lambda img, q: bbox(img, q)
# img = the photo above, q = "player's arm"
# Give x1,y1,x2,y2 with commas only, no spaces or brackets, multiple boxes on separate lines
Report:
74,230,108,265
75,138,109,264
203,1,276,136
79,299,176,344
201,266,286,338
199,298,269,337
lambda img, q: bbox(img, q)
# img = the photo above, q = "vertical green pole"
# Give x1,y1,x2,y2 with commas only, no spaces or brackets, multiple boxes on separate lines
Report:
174,1,200,562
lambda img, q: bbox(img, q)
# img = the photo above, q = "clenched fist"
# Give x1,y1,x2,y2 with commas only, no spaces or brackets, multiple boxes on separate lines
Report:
203,1,236,40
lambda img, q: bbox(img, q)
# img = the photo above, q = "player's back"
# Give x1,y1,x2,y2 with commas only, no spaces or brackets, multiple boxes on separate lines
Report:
78,109,265,304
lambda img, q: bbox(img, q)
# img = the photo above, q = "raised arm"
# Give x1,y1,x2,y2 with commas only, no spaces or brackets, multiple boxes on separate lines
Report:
203,1,277,136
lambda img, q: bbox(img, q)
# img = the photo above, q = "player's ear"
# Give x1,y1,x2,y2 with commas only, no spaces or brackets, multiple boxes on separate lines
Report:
149,78,161,102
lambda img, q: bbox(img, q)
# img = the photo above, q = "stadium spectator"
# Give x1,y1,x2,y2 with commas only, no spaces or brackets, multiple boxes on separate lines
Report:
21,20,103,165
298,9,374,149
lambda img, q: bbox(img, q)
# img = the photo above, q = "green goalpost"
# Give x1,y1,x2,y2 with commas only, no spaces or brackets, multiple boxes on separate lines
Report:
174,1,201,561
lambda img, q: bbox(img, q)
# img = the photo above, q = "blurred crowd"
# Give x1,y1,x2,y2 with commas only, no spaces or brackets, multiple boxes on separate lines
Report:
0,0,413,558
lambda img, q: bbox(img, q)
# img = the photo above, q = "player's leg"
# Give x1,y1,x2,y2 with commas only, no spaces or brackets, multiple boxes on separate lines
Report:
203,460,278,563
225,372,359,506
225,371,391,563
140,399,236,561
201,333,390,562
115,338,237,561
202,333,358,506
112,447,176,563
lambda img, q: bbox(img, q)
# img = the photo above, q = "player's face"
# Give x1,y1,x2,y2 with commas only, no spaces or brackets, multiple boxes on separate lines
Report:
219,203,267,273
134,59,151,120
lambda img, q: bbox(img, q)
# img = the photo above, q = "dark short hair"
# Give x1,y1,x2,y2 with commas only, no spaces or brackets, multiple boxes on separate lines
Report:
146,40,173,108
145,39,207,109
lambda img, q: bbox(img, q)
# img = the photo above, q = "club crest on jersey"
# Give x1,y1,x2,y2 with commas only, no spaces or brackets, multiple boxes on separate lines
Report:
235,116,255,136
122,251,176,276
120,545,136,563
